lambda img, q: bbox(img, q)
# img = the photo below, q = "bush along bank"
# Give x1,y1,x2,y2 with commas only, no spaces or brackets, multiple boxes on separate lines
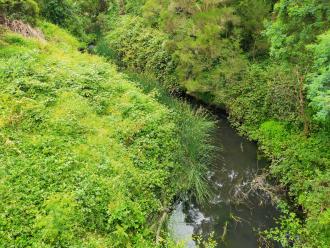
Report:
96,1,330,247
0,22,215,247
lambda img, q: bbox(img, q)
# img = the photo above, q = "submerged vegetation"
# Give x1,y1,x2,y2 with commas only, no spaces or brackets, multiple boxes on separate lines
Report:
0,0,329,247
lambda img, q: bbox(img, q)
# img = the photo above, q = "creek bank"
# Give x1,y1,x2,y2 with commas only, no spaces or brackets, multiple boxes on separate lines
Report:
169,87,329,247
116,73,286,246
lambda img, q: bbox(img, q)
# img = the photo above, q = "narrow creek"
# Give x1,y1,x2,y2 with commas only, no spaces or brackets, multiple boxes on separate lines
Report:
168,109,280,247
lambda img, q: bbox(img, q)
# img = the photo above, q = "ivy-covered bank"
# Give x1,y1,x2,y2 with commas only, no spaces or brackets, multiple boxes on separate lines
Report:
0,23,214,247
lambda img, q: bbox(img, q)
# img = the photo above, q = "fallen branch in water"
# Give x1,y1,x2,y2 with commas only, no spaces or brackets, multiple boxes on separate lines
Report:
231,171,283,206
221,221,228,242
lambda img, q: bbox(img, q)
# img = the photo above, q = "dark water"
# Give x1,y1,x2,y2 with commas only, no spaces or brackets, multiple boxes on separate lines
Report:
168,114,279,247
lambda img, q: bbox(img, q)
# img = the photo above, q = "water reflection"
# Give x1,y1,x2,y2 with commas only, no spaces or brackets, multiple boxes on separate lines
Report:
168,116,279,247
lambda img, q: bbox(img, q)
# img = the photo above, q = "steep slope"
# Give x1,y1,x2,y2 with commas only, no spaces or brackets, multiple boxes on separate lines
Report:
0,23,212,247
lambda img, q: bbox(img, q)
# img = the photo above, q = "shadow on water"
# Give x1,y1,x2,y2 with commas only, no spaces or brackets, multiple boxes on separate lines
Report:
168,102,280,247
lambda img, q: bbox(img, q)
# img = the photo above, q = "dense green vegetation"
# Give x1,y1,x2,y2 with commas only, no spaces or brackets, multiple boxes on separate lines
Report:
1,0,329,247
0,22,214,247
94,0,329,247
0,0,40,24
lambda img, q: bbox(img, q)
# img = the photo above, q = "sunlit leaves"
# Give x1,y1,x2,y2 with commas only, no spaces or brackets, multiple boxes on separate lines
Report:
0,29,210,247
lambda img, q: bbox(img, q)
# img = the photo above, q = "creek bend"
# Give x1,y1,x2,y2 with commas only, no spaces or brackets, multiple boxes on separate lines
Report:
168,103,280,247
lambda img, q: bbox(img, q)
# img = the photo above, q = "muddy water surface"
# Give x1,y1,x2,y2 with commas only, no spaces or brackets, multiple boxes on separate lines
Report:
168,113,279,247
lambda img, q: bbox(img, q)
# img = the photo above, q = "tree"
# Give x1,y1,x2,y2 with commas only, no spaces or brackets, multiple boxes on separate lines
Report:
265,0,330,64
143,0,246,95
307,30,330,123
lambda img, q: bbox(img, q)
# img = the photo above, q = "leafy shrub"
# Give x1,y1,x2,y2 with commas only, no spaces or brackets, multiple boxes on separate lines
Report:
0,0,39,24
263,202,304,247
256,121,330,247
37,0,90,41
97,15,177,90
38,0,73,26
225,63,304,135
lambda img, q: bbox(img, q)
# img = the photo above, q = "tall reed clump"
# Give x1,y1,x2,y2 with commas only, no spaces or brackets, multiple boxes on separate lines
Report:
127,73,216,202
175,104,215,202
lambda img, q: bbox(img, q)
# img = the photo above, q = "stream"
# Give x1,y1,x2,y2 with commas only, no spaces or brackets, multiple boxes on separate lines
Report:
168,110,280,247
